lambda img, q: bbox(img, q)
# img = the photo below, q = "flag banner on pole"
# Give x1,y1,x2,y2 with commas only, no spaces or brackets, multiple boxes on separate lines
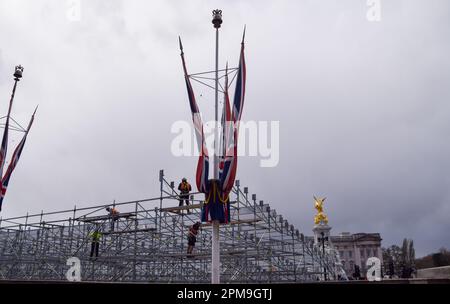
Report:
201,180,230,224
205,33,246,223
179,37,210,193
218,64,232,177
231,32,246,129
219,33,246,196
0,108,36,211
219,65,236,195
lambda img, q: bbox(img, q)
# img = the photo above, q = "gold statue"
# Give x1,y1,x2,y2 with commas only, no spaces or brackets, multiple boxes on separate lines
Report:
314,196,328,225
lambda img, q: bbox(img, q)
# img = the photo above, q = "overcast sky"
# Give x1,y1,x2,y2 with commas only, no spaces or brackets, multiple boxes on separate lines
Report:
0,0,449,257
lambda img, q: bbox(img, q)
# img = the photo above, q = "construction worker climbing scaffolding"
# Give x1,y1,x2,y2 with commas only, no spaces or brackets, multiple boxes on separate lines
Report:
89,227,102,259
187,221,201,256
106,206,119,231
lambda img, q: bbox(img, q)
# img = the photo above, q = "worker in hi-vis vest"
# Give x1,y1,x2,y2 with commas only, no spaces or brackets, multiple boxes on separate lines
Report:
178,178,192,213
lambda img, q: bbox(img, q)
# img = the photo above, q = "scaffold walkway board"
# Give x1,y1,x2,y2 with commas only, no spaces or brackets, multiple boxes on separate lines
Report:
103,228,157,235
161,201,238,214
194,219,261,228
0,170,346,283
76,212,136,223
161,204,203,213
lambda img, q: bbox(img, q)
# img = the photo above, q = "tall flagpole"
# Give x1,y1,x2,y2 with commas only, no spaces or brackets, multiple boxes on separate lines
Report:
211,9,222,284
0,65,23,175
0,65,24,212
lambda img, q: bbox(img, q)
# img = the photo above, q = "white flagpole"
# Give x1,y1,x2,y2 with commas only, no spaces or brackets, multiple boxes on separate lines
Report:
211,9,222,285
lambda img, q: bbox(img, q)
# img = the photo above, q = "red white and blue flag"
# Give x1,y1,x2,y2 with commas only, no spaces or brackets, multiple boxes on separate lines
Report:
219,32,246,195
0,107,37,211
179,37,210,193
219,64,231,174
231,32,247,130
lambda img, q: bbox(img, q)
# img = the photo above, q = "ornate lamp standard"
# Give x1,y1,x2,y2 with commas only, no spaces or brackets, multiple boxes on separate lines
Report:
318,231,328,281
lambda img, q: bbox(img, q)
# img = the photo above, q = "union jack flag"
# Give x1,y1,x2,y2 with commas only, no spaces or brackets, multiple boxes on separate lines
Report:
0,107,36,211
219,64,231,172
232,31,247,129
179,37,210,193
219,31,246,195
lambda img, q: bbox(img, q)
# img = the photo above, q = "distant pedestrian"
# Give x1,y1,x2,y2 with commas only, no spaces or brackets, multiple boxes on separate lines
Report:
353,265,361,280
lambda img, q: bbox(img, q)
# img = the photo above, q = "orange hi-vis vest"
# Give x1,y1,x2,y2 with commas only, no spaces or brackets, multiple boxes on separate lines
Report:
179,182,191,193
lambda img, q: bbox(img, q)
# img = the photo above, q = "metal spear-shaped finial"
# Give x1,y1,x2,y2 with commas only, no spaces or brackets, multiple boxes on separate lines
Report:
178,36,184,54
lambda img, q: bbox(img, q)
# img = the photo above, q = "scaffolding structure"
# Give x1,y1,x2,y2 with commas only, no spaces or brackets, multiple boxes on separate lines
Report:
0,170,345,283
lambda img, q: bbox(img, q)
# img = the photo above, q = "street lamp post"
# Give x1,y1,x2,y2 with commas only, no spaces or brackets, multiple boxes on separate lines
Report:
319,231,328,281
